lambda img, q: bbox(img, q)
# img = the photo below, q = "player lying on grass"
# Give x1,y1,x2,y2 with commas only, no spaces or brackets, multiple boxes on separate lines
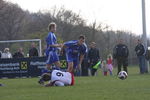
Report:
38,69,74,87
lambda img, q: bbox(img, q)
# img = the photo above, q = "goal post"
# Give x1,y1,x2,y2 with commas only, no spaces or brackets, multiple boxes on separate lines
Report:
0,39,42,56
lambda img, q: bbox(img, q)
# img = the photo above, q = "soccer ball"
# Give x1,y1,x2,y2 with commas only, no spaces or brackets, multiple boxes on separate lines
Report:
118,71,128,80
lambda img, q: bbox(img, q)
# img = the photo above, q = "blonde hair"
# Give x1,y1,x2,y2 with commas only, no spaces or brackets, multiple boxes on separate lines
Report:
48,22,56,31
4,48,9,52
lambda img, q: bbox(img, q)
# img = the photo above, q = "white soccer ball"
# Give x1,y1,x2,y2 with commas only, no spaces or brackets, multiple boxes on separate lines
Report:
118,71,128,80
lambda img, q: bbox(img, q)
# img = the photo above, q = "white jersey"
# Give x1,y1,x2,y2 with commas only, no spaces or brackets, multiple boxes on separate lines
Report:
51,70,72,86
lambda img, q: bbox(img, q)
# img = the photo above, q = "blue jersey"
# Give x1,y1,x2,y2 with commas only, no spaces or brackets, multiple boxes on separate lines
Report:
45,32,59,64
46,32,57,52
64,40,86,58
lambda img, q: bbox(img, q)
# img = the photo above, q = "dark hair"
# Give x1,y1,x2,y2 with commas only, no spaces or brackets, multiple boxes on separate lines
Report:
42,73,51,81
79,35,85,40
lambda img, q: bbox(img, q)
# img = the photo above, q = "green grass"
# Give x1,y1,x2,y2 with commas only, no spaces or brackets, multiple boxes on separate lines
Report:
0,66,150,100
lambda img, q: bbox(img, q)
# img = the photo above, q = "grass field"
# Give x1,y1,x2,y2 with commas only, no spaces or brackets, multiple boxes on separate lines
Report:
0,66,150,100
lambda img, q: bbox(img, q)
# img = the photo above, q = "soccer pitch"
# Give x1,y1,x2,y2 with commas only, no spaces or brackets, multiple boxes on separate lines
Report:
0,67,150,100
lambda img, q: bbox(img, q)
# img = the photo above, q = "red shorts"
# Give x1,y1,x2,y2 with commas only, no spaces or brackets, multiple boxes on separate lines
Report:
70,72,75,85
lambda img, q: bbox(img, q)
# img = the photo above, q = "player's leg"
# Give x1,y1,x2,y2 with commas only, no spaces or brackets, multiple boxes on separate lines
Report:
46,51,53,70
73,59,81,76
53,51,61,69
66,53,74,73
67,62,74,73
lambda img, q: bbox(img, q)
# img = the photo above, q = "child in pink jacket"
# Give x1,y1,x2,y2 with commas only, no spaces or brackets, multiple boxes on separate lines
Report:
107,55,113,75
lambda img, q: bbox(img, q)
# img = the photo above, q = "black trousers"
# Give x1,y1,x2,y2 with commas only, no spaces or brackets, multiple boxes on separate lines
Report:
81,59,89,76
91,68,97,76
117,57,128,74
90,61,98,76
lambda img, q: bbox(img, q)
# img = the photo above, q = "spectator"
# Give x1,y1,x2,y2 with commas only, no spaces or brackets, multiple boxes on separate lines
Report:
106,54,113,76
13,47,24,58
88,42,100,76
1,48,12,58
135,39,146,74
101,60,108,76
113,39,129,74
29,42,39,57
43,45,47,56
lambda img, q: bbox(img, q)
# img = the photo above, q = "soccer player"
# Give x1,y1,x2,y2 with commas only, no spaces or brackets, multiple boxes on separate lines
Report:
39,22,62,84
45,22,62,70
39,70,74,87
61,35,87,75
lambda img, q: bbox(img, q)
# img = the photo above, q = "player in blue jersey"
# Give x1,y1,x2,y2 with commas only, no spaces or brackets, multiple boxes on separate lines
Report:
45,22,62,70
61,35,87,74
39,22,62,85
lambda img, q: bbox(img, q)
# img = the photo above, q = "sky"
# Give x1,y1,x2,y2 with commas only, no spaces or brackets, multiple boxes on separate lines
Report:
5,0,150,36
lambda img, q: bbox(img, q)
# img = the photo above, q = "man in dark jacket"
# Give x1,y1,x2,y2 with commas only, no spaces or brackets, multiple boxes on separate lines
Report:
29,42,39,57
113,39,129,74
88,42,100,76
13,48,24,58
135,39,146,74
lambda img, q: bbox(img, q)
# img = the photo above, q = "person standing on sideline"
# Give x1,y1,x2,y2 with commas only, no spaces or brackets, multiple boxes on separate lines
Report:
101,60,108,76
88,42,100,76
45,22,62,70
29,42,39,57
135,39,146,74
13,47,24,58
107,54,113,76
113,39,129,75
1,48,12,58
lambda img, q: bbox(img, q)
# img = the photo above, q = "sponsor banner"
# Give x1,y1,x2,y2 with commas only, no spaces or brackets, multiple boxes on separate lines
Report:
0,56,66,78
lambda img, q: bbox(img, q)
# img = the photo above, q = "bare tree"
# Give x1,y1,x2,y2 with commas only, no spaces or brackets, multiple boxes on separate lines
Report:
0,1,25,40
